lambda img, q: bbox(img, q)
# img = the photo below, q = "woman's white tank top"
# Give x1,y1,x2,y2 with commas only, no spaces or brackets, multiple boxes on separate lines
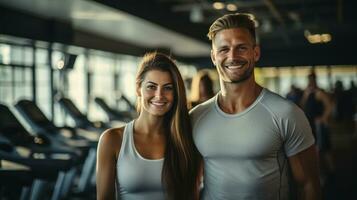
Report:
116,120,165,200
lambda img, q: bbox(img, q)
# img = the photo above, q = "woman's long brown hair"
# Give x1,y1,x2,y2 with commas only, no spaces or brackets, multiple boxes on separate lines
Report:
136,52,200,200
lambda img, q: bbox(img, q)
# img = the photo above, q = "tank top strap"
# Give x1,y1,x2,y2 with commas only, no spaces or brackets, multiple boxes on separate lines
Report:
118,120,136,159
116,119,165,200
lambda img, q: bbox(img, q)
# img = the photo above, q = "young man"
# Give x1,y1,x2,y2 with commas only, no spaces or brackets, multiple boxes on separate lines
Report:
190,13,321,200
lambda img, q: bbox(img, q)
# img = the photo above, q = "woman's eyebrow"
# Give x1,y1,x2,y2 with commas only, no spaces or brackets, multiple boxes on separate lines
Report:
146,81,173,86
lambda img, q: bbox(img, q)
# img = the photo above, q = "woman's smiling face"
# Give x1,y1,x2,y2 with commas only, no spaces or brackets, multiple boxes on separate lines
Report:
137,69,174,117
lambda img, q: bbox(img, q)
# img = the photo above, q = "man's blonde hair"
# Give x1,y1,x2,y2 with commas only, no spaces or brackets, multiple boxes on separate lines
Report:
207,13,257,43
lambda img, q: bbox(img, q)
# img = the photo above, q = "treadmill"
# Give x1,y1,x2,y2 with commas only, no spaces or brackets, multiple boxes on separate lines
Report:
0,104,82,158
57,97,109,132
14,100,99,193
14,99,98,147
94,97,132,122
15,100,98,192
0,131,78,200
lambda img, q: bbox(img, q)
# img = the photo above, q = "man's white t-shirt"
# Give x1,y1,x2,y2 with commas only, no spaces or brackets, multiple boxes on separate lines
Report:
190,88,315,200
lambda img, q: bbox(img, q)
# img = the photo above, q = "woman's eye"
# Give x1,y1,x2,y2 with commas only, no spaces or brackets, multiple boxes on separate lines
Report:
147,85,156,90
164,86,173,91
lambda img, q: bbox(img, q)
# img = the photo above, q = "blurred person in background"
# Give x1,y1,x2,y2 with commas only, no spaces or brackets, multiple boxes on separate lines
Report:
286,84,303,107
301,72,335,196
189,70,215,108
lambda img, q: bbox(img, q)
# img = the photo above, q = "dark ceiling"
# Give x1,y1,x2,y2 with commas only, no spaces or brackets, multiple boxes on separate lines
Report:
95,0,357,67
1,0,357,67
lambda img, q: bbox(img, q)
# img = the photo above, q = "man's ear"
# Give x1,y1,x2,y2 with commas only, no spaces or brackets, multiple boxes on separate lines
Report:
211,49,216,66
253,45,261,62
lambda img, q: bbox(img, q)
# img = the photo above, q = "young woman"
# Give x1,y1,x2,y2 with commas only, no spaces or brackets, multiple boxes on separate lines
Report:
96,52,201,200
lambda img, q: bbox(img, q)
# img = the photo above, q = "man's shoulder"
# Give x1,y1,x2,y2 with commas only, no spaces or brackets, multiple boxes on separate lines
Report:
261,89,302,117
189,96,216,122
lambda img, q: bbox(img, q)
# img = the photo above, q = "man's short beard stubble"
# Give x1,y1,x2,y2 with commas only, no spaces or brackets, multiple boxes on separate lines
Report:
221,60,255,84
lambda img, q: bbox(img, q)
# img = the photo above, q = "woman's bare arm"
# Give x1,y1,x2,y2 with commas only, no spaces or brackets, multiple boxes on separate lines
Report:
96,128,124,200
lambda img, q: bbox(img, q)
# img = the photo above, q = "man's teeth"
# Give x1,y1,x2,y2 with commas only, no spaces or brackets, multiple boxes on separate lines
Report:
227,65,243,69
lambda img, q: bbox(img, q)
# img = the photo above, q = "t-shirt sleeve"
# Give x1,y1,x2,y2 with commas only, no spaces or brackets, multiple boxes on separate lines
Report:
282,105,315,157
189,105,199,125
189,103,206,127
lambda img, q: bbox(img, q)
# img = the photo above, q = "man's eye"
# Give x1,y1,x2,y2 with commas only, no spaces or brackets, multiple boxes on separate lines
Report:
239,46,249,51
218,48,228,53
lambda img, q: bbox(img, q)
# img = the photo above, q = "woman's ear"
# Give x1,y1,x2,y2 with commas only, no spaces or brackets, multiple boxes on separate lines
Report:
136,83,141,97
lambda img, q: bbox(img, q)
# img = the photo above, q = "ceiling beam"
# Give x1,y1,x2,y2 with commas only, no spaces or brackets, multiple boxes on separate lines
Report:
262,0,291,45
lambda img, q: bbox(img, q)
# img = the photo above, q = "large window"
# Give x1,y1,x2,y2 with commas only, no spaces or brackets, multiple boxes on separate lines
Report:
255,65,357,97
0,44,33,105
1,35,356,127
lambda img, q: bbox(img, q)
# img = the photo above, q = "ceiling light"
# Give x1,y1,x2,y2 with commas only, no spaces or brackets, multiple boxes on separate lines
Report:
57,60,65,70
213,2,225,10
321,34,332,43
305,30,332,44
226,4,237,12
307,34,321,44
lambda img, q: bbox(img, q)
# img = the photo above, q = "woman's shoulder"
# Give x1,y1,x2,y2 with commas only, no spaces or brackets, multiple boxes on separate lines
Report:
101,125,126,142
98,125,127,156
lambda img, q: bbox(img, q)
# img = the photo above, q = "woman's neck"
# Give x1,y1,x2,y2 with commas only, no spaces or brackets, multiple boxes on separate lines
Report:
134,113,166,136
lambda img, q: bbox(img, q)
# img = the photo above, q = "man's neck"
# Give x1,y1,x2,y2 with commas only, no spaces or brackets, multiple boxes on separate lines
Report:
218,79,263,114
